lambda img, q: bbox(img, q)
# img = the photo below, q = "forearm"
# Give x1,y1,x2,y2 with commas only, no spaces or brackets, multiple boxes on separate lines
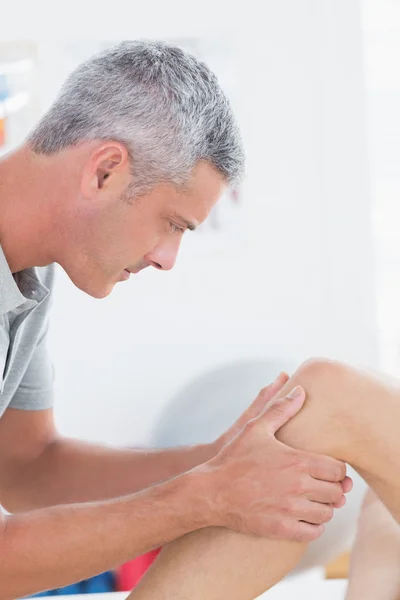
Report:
346,488,400,600
3,437,216,511
0,468,207,600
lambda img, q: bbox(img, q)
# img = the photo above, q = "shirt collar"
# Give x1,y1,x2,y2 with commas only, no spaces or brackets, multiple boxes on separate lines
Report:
0,246,49,315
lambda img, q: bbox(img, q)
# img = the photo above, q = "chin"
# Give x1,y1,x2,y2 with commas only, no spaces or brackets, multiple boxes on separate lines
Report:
87,285,114,299
65,269,115,299
78,281,114,299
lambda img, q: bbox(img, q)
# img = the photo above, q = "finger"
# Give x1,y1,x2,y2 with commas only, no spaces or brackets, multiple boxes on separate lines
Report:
263,386,306,435
294,500,334,525
264,371,290,396
331,477,353,508
289,521,325,543
333,495,346,509
244,372,290,422
217,373,291,449
307,455,347,483
341,476,353,494
306,480,344,505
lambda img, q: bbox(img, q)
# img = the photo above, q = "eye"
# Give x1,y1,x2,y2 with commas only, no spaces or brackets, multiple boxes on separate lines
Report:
169,222,185,234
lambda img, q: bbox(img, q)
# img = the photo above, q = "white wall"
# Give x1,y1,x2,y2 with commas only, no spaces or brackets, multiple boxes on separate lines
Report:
30,1,377,446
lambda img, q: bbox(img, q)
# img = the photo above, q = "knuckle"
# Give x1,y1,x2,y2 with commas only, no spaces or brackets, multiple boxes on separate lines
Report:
283,498,298,517
319,485,336,503
245,418,261,437
245,417,257,430
297,458,310,475
268,401,287,417
333,467,344,482
319,459,344,482
293,477,308,496
242,418,255,435
332,485,343,503
289,455,306,476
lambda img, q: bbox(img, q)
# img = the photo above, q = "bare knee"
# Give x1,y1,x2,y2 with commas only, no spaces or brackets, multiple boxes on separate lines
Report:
294,357,346,384
275,357,352,458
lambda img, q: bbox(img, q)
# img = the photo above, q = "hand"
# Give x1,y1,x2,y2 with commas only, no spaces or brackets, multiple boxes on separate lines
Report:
215,372,291,449
204,386,352,542
214,374,351,507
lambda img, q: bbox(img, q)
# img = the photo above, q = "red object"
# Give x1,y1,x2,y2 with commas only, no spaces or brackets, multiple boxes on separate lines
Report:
0,118,5,147
116,548,162,591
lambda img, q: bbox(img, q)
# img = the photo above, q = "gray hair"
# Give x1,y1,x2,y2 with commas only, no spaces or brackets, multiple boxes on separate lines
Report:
28,40,245,196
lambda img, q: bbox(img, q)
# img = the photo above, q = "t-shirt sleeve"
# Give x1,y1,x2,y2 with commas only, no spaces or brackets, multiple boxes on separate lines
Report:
8,318,55,411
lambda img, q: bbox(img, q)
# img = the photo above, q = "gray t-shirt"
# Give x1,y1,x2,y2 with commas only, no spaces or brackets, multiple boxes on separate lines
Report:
0,246,55,417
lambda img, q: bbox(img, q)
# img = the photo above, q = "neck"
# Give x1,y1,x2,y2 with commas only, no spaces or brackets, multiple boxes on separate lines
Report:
0,144,58,273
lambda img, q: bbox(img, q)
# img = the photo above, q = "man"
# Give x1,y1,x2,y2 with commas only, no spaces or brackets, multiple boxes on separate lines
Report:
0,41,350,598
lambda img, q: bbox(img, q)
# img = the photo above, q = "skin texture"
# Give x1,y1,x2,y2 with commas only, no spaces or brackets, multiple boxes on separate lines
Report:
0,144,351,598
125,358,400,600
0,143,225,297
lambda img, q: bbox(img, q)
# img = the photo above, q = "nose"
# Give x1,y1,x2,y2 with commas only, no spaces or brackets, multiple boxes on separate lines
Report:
145,237,182,272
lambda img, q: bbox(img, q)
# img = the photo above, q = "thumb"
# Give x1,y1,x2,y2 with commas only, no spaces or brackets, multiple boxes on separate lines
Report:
246,372,290,421
264,386,306,435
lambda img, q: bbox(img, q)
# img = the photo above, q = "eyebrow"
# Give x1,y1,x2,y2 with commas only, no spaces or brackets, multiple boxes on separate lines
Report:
170,212,198,231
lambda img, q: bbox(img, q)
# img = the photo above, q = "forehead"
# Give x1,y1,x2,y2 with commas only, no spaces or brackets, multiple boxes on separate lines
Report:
176,162,228,221
139,162,227,226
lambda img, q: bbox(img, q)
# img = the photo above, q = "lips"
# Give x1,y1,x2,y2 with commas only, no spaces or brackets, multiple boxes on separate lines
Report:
125,268,140,275
119,269,131,281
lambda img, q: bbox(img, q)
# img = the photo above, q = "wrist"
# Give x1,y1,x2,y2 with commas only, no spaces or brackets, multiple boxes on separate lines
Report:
170,462,218,533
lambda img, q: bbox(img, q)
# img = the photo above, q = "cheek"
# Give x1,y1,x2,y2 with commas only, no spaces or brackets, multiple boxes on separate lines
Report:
122,220,161,258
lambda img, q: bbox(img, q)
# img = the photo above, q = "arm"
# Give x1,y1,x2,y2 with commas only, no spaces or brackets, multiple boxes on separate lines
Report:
0,374,291,512
0,373,328,599
0,407,215,512
0,365,350,599
0,467,208,600
1,314,214,511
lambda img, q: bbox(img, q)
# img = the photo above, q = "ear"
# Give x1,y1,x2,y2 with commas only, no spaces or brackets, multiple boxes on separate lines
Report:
80,142,131,201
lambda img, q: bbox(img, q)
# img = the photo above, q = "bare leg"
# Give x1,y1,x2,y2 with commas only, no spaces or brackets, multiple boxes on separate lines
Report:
345,488,400,600
128,359,400,599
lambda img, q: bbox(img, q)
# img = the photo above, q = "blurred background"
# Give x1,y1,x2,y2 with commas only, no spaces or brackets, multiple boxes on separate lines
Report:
1,0,399,595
